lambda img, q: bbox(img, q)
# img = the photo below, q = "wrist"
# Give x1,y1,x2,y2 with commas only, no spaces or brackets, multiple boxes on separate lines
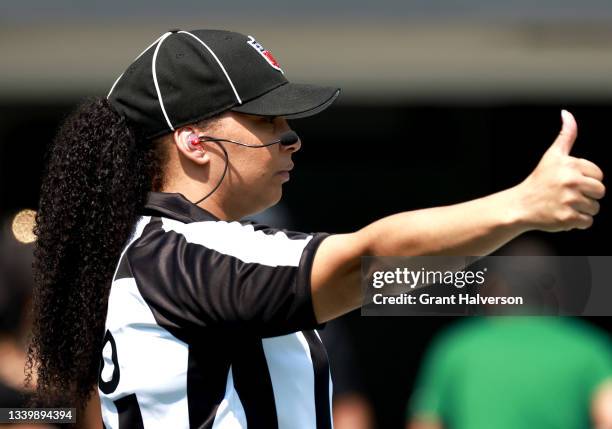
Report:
499,183,535,234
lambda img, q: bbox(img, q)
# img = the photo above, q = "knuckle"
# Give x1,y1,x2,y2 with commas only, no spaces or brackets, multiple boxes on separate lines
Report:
561,190,579,205
557,209,576,224
560,171,579,187
566,157,579,167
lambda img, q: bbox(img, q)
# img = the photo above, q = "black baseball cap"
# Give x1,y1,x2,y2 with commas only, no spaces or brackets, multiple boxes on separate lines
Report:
107,29,340,139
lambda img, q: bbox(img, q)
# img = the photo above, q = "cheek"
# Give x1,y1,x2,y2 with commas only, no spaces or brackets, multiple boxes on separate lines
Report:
230,150,275,183
254,149,276,173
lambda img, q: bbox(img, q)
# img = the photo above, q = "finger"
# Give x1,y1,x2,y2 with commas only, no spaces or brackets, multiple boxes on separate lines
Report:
571,196,600,216
575,157,604,181
551,110,578,155
573,214,594,230
577,176,606,200
574,213,594,230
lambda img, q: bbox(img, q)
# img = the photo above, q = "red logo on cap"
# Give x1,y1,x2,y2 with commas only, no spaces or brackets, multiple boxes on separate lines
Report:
247,35,283,73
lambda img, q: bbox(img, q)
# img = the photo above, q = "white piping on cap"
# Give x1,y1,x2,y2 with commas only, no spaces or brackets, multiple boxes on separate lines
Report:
106,33,167,99
178,30,242,104
152,32,175,131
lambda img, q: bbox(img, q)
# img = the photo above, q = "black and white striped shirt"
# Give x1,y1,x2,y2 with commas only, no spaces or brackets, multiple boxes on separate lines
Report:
98,192,333,429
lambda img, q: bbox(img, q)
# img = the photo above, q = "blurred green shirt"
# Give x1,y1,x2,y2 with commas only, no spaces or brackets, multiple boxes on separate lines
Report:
408,317,612,429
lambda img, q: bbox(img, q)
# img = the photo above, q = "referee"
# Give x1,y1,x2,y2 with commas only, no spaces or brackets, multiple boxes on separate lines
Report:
27,29,605,428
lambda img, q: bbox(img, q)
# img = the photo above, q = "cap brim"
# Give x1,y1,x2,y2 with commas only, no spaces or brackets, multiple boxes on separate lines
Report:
231,83,340,119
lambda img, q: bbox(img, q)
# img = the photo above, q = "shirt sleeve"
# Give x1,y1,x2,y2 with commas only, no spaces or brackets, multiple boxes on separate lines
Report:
123,216,329,337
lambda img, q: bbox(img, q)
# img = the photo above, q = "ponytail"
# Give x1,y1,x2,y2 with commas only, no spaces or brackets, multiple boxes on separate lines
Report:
26,97,167,408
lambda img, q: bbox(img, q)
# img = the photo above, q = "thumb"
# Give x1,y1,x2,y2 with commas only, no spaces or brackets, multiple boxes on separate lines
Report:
551,109,578,155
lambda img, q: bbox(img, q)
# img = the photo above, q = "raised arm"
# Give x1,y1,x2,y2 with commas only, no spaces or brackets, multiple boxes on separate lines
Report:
311,110,605,322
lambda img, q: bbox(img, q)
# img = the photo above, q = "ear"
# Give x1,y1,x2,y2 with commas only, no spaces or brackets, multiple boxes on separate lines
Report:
173,126,210,166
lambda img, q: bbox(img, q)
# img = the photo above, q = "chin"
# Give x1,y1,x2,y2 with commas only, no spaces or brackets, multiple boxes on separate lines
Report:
272,186,283,204
263,187,283,211
247,188,283,217
266,189,283,210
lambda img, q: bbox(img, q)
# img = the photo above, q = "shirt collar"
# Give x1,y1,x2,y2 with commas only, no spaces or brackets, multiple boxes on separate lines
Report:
143,192,220,223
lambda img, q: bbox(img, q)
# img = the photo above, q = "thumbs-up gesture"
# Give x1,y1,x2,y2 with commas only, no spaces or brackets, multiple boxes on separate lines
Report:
516,110,605,232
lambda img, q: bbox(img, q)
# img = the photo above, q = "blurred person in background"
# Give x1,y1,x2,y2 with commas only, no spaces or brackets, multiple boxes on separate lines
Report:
406,237,612,429
0,212,36,406
0,211,55,428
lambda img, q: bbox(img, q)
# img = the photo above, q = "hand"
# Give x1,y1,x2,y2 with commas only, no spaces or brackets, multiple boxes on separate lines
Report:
515,110,605,232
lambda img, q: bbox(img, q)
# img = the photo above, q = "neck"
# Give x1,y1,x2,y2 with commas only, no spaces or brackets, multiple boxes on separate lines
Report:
163,150,248,221
198,194,242,222
161,182,247,221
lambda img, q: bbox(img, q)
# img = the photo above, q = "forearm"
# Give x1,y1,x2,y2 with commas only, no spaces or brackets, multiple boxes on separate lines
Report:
312,186,529,321
360,186,529,257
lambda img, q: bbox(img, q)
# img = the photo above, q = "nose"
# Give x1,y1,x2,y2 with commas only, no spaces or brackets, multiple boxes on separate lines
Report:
278,118,301,153
282,134,301,153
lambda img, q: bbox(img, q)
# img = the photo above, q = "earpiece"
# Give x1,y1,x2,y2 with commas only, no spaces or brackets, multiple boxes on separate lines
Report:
187,133,200,149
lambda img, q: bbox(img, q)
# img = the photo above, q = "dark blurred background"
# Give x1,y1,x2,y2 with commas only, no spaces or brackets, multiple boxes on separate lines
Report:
1,1,611,427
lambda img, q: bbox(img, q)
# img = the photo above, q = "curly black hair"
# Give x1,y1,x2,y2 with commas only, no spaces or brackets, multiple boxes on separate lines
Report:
25,97,168,410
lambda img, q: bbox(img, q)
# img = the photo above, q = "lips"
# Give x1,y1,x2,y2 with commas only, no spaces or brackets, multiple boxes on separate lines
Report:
275,163,293,181
277,163,294,174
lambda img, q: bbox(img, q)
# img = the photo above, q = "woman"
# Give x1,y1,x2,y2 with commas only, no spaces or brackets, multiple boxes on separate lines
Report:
27,29,604,428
